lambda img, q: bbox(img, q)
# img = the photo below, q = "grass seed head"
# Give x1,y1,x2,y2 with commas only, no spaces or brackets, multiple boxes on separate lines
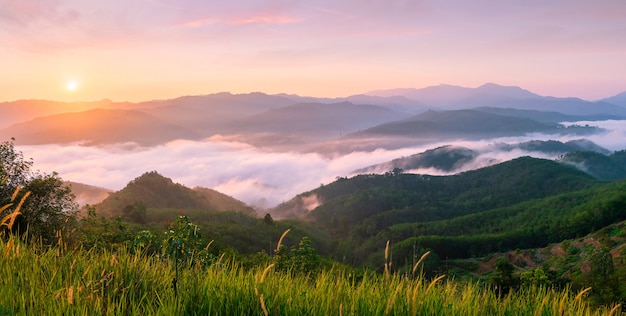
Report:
276,229,291,253
412,251,431,275
574,287,591,301
426,275,445,294
260,263,275,283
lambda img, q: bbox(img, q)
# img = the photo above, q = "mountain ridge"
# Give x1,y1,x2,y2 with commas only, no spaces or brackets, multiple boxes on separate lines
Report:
366,83,626,116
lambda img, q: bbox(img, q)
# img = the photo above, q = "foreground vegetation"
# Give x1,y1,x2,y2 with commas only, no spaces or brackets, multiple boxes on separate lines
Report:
3,139,626,313
1,235,621,315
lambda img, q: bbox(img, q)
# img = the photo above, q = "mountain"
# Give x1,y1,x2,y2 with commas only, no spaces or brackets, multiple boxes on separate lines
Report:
95,171,255,217
222,102,408,149
343,95,429,114
273,156,596,221
353,140,611,177
64,181,112,206
354,145,479,174
346,109,601,141
473,107,622,123
600,91,626,107
367,83,540,108
274,93,429,114
140,92,296,134
0,93,411,149
0,108,199,146
117,92,293,114
0,99,120,128
0,93,297,146
1,86,623,151
560,150,626,180
311,109,606,154
90,171,333,256
272,157,609,267
367,83,626,116
496,139,611,155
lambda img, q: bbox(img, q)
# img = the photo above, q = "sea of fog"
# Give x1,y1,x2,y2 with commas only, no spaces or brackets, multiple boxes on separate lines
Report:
17,120,626,209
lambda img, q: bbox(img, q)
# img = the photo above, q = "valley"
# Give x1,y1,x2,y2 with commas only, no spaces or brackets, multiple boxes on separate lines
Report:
2,83,626,312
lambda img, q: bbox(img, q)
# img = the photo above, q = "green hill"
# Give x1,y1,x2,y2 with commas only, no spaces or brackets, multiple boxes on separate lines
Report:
91,171,332,256
354,145,479,174
95,171,256,217
560,150,626,180
272,157,608,267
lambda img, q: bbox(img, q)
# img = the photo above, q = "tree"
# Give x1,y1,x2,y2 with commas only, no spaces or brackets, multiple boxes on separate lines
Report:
0,139,77,244
0,139,31,187
290,236,321,275
490,256,519,295
274,236,321,276
123,201,147,224
585,247,621,305
78,206,133,249
163,215,211,298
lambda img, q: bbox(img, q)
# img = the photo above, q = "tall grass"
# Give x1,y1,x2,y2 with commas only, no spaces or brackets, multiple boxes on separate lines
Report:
0,236,617,315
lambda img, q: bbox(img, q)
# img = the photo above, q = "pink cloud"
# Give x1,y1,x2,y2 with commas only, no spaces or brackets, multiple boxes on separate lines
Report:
0,0,78,28
171,18,218,29
228,15,300,25
171,13,300,29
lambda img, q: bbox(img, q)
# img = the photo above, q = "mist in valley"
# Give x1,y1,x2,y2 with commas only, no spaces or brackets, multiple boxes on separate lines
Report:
16,118,626,210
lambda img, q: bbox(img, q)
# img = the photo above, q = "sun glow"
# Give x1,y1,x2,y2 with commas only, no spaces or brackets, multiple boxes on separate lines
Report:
66,80,78,92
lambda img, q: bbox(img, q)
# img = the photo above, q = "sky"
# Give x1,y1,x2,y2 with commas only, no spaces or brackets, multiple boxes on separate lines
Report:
1,0,626,102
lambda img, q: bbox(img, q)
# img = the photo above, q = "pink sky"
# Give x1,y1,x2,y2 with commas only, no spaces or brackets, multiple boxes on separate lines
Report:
1,0,625,102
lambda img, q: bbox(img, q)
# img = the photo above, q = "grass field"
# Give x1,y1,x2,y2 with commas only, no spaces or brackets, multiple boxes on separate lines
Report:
1,235,620,316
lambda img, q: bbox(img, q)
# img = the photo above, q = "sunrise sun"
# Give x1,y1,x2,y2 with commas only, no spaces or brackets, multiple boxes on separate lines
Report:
66,80,78,92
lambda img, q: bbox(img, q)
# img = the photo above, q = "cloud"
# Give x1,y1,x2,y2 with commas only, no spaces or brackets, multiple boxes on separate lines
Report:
17,139,418,208
0,0,77,28
561,120,626,152
171,14,299,29
15,120,626,210
229,14,299,25
170,17,218,29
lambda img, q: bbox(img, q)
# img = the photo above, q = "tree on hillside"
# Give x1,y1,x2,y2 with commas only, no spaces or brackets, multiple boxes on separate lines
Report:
584,247,621,306
0,139,77,244
274,236,321,276
490,256,519,295
122,201,147,224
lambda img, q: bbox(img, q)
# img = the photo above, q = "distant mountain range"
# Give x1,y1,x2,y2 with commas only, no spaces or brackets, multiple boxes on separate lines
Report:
600,91,626,107
0,99,119,128
367,83,626,116
0,83,624,151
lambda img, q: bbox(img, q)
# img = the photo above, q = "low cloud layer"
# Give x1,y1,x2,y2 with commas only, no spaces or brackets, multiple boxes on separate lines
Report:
16,120,626,209
18,140,418,208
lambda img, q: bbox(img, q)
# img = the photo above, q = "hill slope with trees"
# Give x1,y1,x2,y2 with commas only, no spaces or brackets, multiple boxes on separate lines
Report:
94,171,256,218
272,157,621,267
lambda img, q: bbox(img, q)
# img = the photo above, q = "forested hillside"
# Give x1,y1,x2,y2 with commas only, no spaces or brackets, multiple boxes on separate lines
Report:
560,150,626,180
94,171,256,217
272,157,626,269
